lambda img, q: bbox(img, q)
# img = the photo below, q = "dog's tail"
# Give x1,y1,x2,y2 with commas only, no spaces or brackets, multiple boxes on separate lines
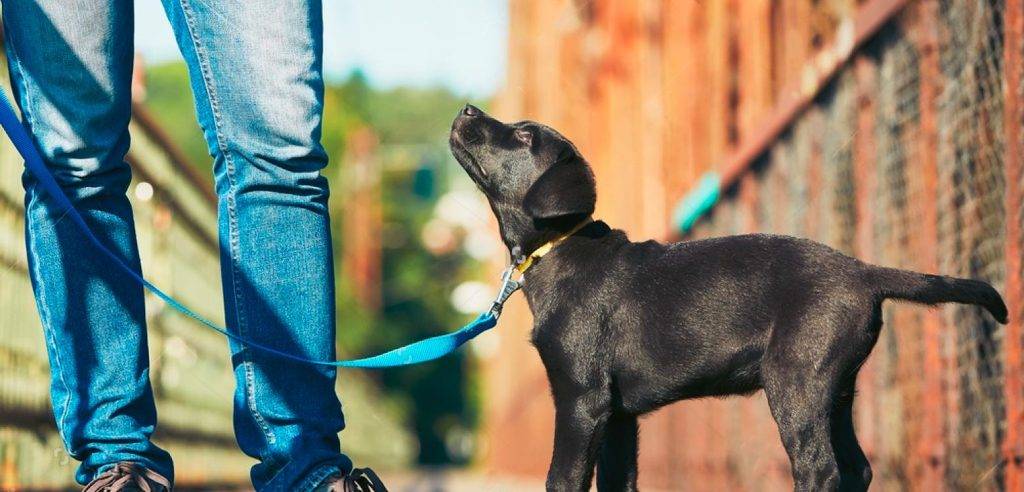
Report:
864,266,1008,323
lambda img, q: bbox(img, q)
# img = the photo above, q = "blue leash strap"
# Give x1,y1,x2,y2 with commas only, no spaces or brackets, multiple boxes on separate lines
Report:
0,89,505,368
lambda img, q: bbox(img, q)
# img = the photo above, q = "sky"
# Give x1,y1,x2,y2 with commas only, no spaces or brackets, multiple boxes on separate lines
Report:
133,0,509,98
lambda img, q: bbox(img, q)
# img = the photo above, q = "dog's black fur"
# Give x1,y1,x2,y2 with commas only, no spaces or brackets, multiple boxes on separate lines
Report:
449,105,1008,491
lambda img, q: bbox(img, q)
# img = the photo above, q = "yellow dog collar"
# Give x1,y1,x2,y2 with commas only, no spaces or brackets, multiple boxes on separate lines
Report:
515,219,592,274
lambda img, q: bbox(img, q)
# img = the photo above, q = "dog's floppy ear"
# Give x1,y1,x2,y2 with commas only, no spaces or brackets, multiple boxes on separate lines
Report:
523,153,596,220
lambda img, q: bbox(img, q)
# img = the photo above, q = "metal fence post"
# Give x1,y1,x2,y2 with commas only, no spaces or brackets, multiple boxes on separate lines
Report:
911,0,948,487
854,51,881,469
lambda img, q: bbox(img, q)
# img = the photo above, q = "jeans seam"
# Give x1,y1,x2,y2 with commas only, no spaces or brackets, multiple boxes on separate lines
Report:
174,0,276,448
4,27,75,454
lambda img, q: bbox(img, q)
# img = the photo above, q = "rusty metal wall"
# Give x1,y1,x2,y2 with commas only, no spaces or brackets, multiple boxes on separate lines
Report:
485,0,1024,489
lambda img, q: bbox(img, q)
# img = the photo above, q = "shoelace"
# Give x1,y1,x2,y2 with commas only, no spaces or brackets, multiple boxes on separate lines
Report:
82,462,170,492
323,468,388,492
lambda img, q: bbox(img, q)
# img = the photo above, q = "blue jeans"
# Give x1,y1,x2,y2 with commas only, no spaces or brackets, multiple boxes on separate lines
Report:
2,0,350,489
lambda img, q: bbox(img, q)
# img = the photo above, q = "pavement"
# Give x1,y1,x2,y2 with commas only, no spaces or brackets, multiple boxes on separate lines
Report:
367,469,546,492
172,469,546,492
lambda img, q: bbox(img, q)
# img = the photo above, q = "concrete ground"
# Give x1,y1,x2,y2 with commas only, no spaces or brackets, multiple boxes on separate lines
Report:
172,469,546,492
355,468,672,492
384,469,546,491
174,468,677,491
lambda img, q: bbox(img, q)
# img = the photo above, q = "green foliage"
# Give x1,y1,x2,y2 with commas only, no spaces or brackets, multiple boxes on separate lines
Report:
143,63,212,180
363,86,468,144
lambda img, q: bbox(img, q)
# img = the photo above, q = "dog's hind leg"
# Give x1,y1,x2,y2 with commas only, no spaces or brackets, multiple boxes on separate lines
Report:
763,298,882,491
831,383,871,491
762,339,844,492
764,380,841,491
596,412,638,492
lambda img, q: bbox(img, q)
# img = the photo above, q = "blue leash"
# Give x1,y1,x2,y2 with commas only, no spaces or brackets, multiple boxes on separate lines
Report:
0,89,515,368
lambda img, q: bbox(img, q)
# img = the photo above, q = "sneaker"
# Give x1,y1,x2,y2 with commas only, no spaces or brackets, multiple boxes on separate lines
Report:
82,462,171,492
314,468,388,492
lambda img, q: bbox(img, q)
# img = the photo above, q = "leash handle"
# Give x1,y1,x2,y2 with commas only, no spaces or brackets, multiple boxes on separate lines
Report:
0,89,500,369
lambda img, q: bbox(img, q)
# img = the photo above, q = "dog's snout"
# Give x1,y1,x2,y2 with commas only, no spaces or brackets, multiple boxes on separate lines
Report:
452,104,487,142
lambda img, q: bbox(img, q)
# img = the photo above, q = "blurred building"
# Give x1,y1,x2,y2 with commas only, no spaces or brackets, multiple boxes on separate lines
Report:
482,0,1024,490
340,127,383,311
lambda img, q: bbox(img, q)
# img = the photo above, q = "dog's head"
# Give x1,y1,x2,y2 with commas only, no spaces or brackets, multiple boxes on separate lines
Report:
449,104,596,255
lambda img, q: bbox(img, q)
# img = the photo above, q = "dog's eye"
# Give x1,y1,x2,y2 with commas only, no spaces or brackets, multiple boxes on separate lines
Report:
514,129,533,146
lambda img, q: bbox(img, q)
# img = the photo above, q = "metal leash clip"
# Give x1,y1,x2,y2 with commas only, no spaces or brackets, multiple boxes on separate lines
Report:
488,264,523,318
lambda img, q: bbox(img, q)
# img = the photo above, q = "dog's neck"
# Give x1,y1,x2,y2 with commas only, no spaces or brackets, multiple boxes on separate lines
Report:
499,214,594,264
512,220,624,321
513,219,620,294
512,217,593,273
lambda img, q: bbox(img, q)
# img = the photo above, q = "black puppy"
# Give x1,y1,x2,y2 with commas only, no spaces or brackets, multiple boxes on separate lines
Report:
449,104,1007,492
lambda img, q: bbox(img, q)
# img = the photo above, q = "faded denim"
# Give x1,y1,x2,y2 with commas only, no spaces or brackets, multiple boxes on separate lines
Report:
2,0,350,489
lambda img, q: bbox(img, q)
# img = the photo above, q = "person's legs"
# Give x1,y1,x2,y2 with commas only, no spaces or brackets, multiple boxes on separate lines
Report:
1,0,173,485
159,0,349,489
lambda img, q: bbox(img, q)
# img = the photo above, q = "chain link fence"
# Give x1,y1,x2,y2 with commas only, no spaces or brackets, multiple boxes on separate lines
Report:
458,0,1024,488
687,0,1021,488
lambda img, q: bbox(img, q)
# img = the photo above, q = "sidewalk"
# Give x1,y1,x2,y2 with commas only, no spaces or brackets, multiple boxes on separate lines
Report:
384,469,545,491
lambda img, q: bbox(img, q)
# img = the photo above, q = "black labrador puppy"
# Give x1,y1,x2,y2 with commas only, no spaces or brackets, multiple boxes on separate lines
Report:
449,104,1007,492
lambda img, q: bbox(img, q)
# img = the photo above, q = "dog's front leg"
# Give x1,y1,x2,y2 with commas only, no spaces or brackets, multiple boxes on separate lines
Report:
546,392,611,492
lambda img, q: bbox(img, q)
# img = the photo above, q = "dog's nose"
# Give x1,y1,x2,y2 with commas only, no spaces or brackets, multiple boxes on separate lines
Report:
463,104,482,117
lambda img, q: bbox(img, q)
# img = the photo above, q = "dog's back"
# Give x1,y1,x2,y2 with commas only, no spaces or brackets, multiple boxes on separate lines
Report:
563,232,1007,413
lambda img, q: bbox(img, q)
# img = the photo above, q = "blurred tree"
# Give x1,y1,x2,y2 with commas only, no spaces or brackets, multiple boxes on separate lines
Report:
331,73,491,464
143,63,213,180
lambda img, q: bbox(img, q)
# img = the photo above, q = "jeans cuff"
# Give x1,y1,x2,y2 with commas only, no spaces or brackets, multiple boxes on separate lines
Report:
296,463,343,492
